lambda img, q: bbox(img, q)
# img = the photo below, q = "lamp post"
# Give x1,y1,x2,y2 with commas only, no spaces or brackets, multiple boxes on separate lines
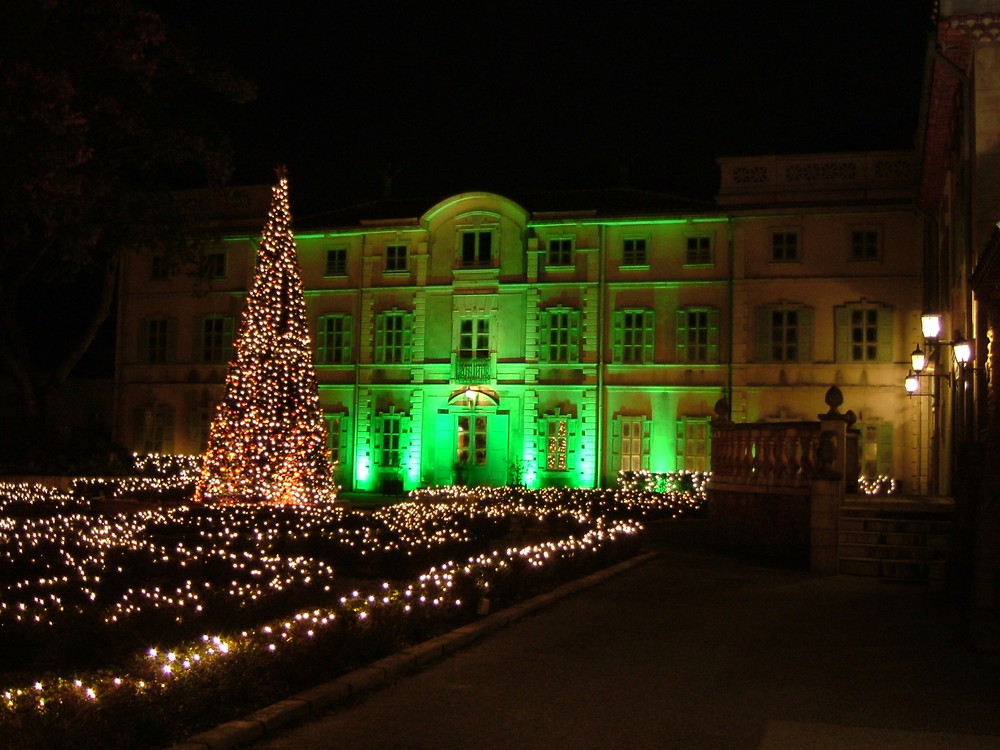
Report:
904,313,976,495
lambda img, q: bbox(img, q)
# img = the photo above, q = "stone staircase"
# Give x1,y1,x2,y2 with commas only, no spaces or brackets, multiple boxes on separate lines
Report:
838,499,953,582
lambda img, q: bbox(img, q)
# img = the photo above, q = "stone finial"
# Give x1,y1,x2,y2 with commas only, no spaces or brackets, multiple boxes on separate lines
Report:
824,386,844,414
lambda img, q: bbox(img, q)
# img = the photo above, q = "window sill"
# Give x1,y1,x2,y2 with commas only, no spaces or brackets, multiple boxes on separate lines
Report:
618,264,651,271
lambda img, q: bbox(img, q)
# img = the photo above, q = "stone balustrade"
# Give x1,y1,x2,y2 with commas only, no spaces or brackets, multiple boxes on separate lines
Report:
710,421,823,488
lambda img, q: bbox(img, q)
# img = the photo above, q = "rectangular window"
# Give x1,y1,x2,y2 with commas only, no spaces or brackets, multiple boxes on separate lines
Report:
325,414,348,466
547,238,573,266
685,236,713,265
771,231,799,261
546,419,568,471
317,314,352,364
676,418,711,472
612,309,654,364
196,315,234,364
835,305,893,363
377,413,402,468
141,317,175,364
459,318,490,359
676,308,719,364
461,230,493,267
622,238,648,266
615,416,649,472
325,248,347,276
850,229,881,260
385,244,408,272
203,252,227,279
375,310,412,364
457,415,487,466
756,306,813,363
540,307,580,364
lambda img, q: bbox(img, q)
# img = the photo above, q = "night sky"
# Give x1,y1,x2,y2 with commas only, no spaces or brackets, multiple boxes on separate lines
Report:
161,1,936,215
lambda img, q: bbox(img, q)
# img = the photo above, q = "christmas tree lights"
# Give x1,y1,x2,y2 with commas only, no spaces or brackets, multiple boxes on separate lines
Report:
195,169,336,505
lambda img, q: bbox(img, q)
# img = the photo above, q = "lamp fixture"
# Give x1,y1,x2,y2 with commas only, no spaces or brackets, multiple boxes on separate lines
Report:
910,345,926,373
921,313,942,340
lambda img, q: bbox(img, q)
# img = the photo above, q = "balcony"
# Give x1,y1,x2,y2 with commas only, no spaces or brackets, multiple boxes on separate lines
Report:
455,356,492,383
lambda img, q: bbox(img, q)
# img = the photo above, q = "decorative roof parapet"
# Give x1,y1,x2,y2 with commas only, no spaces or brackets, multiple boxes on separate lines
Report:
715,151,916,208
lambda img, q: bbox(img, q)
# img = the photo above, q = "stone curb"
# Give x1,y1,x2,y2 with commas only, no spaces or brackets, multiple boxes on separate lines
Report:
166,550,659,750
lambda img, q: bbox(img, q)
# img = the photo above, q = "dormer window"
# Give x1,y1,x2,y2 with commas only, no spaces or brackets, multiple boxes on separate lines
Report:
460,230,493,268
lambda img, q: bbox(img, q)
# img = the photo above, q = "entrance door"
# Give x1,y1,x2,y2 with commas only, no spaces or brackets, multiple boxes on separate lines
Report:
455,412,508,486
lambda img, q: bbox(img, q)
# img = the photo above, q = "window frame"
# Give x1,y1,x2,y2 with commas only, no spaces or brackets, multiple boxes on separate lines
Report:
684,235,713,266
539,306,581,364
612,415,650,472
621,236,649,267
835,304,893,363
375,309,413,364
546,237,574,267
317,314,353,364
385,243,409,273
676,417,711,472
459,229,495,268
325,248,347,277
770,230,800,262
140,316,176,364
755,305,813,363
612,309,655,364
850,227,882,261
203,251,227,280
675,307,720,364
195,315,234,365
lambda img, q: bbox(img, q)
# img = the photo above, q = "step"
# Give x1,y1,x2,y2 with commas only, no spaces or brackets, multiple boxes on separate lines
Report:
838,542,948,561
838,556,948,581
839,530,950,548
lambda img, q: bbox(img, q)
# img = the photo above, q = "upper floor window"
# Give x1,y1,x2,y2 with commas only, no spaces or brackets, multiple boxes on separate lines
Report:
325,248,347,276
547,238,574,266
375,309,413,364
540,307,580,364
202,251,227,280
850,228,881,261
317,314,353,364
460,230,493,268
756,305,813,363
622,237,648,266
612,309,654,364
835,304,893,363
676,308,719,364
685,236,713,265
385,244,408,272
140,317,176,364
195,315,234,364
458,318,490,359
771,231,799,262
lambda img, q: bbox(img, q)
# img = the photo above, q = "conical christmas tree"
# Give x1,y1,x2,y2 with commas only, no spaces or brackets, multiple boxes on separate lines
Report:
195,168,335,504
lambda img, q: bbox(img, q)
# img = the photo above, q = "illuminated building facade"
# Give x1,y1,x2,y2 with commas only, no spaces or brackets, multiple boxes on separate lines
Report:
114,150,922,493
